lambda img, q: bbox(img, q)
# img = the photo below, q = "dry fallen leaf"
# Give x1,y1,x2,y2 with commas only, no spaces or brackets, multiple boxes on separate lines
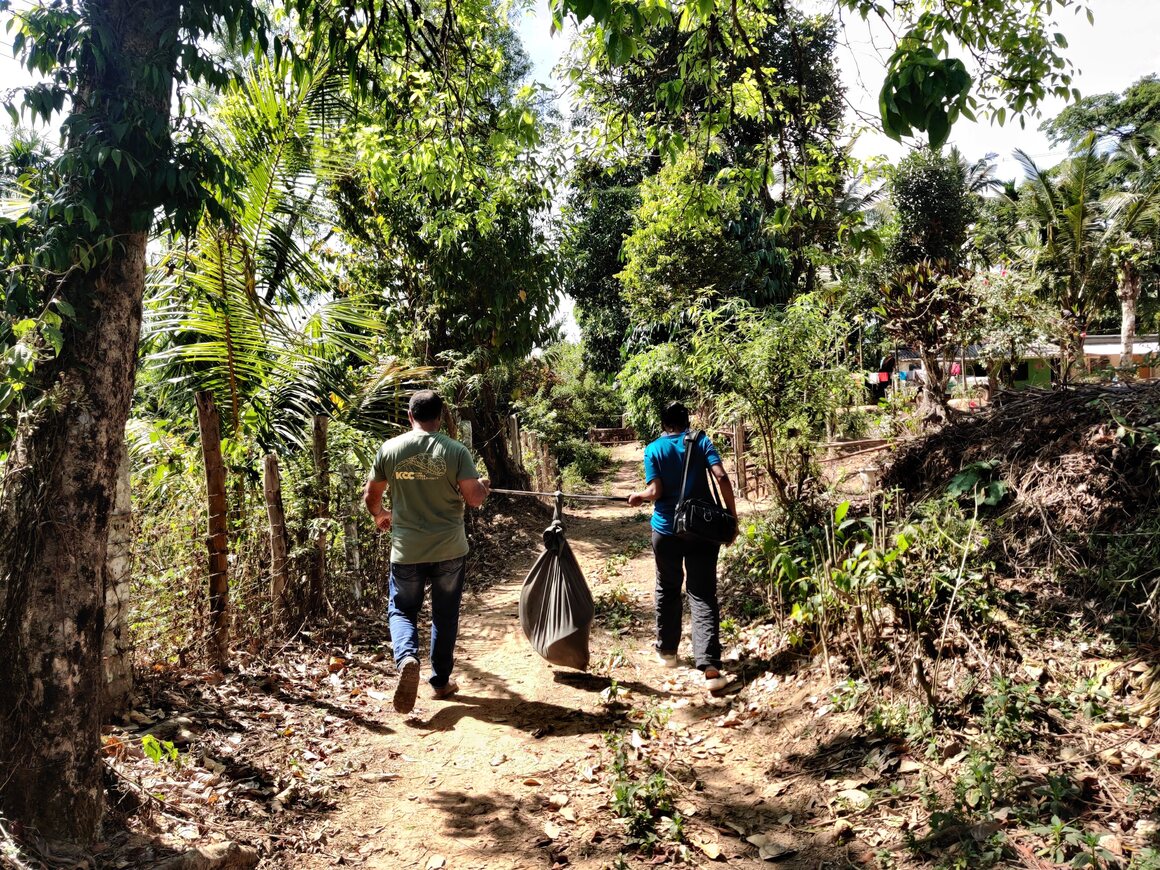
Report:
544,821,561,840
101,735,126,758
560,807,576,822
548,793,569,809
694,839,723,860
328,657,347,673
837,788,871,809
760,842,796,860
425,856,446,869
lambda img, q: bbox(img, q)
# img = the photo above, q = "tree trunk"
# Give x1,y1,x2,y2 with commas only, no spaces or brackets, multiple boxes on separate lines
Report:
918,349,950,423
103,439,134,719
196,393,230,669
1058,311,1087,386
264,454,291,628
0,0,180,844
468,388,530,490
309,415,329,614
0,209,144,845
1119,264,1140,375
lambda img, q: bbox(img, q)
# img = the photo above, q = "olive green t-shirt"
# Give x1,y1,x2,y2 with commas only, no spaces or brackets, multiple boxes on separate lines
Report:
372,430,480,565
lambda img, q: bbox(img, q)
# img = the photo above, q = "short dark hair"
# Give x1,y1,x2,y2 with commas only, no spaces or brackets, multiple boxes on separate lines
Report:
409,389,444,423
660,401,689,431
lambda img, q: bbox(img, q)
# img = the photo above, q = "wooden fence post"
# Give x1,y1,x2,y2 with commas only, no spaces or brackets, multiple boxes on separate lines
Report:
195,391,229,668
310,415,329,614
264,453,291,626
734,419,747,500
508,415,522,470
340,463,362,603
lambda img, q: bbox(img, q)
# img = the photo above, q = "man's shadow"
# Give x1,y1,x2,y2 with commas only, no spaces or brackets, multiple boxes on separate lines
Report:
404,662,669,734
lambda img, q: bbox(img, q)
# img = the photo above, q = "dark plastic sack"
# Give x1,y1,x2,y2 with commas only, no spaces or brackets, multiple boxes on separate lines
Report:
519,512,595,671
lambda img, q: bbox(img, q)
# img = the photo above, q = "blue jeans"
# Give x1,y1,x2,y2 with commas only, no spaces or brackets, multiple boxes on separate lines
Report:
651,531,721,671
388,556,466,689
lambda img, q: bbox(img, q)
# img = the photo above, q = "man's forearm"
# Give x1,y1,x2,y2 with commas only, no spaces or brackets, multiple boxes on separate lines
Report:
363,479,389,516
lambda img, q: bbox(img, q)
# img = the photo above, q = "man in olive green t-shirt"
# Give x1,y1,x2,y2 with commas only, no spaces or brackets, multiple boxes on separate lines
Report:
364,390,490,714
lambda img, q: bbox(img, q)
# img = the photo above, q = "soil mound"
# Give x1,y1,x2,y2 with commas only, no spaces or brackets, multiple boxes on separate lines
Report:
882,381,1160,554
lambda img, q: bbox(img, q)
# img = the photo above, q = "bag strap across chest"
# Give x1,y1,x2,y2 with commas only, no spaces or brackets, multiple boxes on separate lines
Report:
675,430,723,511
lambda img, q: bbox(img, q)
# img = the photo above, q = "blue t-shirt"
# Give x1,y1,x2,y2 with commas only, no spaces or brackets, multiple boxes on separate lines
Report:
643,430,723,536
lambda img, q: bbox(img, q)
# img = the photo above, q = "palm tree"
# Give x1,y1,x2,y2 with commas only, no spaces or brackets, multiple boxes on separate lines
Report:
951,147,1003,195
139,58,426,649
1016,131,1160,378
1014,135,1114,381
1105,126,1160,365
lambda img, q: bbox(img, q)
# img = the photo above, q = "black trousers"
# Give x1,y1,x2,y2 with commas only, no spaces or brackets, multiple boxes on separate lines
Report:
651,531,722,671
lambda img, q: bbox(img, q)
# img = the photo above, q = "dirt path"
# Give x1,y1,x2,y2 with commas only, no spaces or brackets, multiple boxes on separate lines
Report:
295,446,865,870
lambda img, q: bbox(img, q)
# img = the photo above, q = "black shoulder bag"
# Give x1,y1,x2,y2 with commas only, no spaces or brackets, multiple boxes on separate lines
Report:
673,430,737,545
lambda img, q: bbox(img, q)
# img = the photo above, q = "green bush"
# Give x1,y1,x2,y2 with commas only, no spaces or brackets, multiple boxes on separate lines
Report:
689,295,860,522
562,440,610,478
723,491,997,661
510,342,623,470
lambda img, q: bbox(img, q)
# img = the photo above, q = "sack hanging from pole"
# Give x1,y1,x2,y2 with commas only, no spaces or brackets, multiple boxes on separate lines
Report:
518,497,594,670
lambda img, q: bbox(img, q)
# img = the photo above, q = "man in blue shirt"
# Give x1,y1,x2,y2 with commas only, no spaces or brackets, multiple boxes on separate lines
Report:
628,402,737,691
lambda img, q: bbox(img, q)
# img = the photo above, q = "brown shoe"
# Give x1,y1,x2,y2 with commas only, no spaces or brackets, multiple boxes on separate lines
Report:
393,657,420,713
430,679,458,701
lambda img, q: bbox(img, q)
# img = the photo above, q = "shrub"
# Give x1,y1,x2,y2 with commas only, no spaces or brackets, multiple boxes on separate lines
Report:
689,295,859,523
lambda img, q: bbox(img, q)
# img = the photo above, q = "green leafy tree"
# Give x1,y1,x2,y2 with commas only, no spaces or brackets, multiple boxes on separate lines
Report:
509,342,622,478
1042,75,1160,146
964,269,1062,393
555,0,1089,150
879,148,978,418
618,151,766,329
0,0,261,843
689,295,857,525
329,12,560,487
569,6,849,297
561,159,642,375
617,343,698,441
